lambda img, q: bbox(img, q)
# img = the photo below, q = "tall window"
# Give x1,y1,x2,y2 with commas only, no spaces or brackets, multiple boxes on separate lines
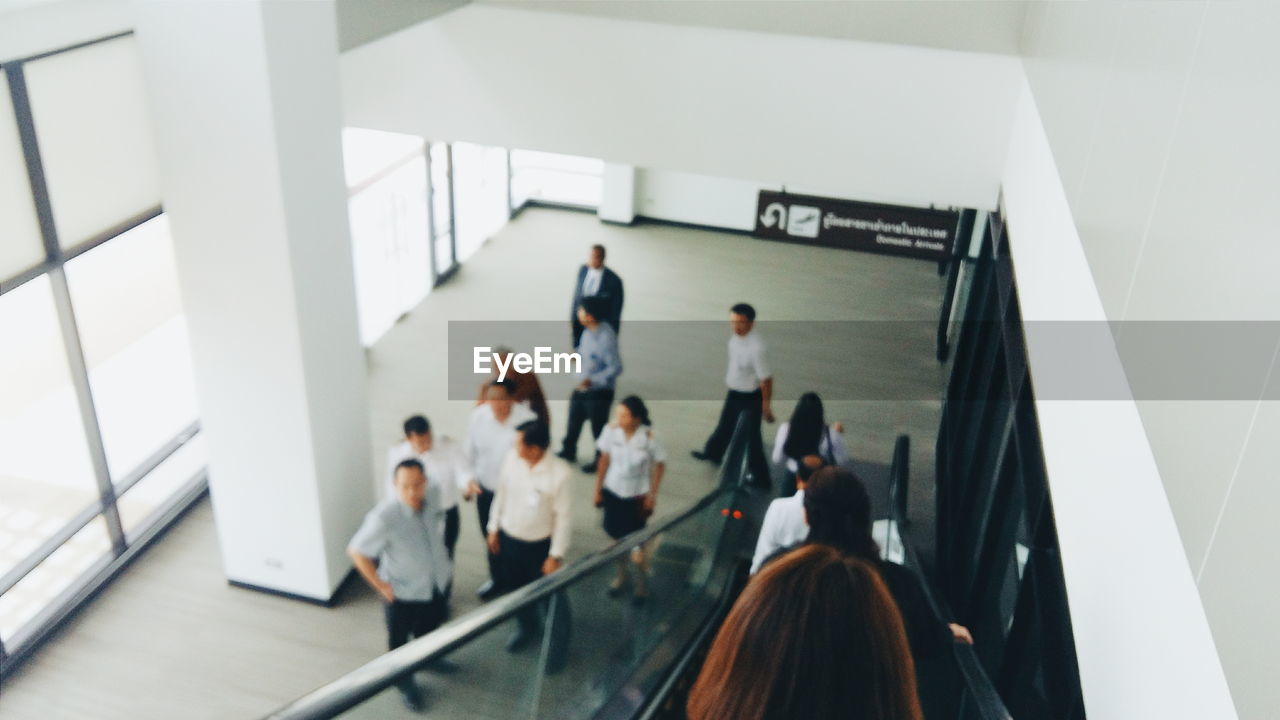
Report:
451,141,511,263
343,128,431,347
0,33,205,671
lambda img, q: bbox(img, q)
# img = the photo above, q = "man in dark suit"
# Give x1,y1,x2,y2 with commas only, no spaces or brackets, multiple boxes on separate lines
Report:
571,244,623,347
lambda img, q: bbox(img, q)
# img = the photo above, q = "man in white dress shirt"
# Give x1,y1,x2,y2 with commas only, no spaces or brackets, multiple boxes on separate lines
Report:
486,420,573,654
692,303,774,487
385,415,473,562
466,379,537,600
750,455,824,574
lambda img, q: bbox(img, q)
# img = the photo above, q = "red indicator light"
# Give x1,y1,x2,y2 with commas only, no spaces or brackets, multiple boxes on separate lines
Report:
732,510,743,520
721,508,729,516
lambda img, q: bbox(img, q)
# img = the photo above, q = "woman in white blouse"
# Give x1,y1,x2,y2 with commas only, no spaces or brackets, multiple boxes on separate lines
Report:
772,392,849,494
594,395,666,603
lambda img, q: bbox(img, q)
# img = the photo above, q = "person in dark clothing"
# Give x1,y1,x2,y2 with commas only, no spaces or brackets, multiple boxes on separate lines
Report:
771,391,849,496
570,244,624,346
761,466,973,658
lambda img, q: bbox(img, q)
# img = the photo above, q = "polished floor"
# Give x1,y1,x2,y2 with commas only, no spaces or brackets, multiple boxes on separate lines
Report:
0,208,946,718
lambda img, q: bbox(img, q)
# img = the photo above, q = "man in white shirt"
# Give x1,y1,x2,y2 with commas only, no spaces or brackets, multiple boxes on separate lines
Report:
692,303,774,488
385,415,473,561
487,420,572,653
750,455,824,574
466,380,537,600
570,244,624,347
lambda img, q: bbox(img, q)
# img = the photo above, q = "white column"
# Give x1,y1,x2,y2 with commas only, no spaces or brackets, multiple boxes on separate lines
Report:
134,0,372,601
598,162,636,224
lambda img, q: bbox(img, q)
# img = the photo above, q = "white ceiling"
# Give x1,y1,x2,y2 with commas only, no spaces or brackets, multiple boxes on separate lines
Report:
478,0,1030,55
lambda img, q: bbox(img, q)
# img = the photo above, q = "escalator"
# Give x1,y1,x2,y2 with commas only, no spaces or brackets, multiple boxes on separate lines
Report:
265,421,1009,719
265,416,764,720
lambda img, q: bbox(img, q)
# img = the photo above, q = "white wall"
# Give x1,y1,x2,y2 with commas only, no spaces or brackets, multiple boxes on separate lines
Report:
597,162,636,224
335,0,467,52
1001,78,1235,720
1020,3,1280,716
340,4,1023,212
634,169,763,231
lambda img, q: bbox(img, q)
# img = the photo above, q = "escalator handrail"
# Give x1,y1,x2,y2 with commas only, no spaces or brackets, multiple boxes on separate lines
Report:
887,434,1012,720
936,209,976,363
264,485,737,720
631,557,744,720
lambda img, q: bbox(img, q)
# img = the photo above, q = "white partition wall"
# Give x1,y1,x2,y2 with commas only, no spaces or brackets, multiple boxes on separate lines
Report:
1018,2,1280,715
597,162,635,224
134,0,371,601
1001,77,1237,720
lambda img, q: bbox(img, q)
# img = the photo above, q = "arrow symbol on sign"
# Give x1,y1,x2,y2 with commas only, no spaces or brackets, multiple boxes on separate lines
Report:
760,202,787,228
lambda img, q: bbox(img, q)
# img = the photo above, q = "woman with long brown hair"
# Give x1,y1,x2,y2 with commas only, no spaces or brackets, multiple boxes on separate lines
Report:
687,544,923,720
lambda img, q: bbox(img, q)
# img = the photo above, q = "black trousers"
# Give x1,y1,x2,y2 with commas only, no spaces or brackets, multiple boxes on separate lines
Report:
561,388,615,460
498,532,571,669
499,532,552,635
476,489,500,584
385,596,446,695
702,389,771,487
443,506,460,560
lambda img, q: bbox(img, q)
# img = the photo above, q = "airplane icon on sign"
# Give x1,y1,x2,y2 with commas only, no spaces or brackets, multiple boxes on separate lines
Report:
759,202,820,238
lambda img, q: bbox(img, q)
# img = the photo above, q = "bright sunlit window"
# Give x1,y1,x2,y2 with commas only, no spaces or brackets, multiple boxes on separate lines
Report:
343,128,432,346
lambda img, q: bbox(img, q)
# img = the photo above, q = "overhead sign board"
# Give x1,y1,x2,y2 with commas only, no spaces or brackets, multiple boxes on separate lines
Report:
754,190,960,261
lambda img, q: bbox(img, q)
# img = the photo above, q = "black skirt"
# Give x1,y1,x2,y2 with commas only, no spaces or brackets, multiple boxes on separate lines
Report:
602,488,647,540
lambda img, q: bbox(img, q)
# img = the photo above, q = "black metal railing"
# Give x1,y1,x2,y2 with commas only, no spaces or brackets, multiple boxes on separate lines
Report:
887,434,1011,720
937,208,979,363
934,209,1086,720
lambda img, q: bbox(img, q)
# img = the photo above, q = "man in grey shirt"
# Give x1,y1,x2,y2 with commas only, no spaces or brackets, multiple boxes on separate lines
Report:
557,296,623,473
349,459,452,712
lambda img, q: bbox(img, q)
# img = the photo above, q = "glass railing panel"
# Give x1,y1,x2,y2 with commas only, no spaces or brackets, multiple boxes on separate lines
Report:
335,613,544,719
529,495,735,719
271,488,744,720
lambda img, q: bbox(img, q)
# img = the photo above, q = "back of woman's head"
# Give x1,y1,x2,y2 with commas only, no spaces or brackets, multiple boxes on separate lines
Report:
782,392,826,460
688,545,921,720
803,466,879,561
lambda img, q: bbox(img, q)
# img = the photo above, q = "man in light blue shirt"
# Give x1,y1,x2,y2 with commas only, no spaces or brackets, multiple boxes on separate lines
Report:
349,459,452,712
557,296,622,473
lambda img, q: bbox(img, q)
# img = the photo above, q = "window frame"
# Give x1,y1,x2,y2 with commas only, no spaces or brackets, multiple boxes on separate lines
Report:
0,33,207,675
